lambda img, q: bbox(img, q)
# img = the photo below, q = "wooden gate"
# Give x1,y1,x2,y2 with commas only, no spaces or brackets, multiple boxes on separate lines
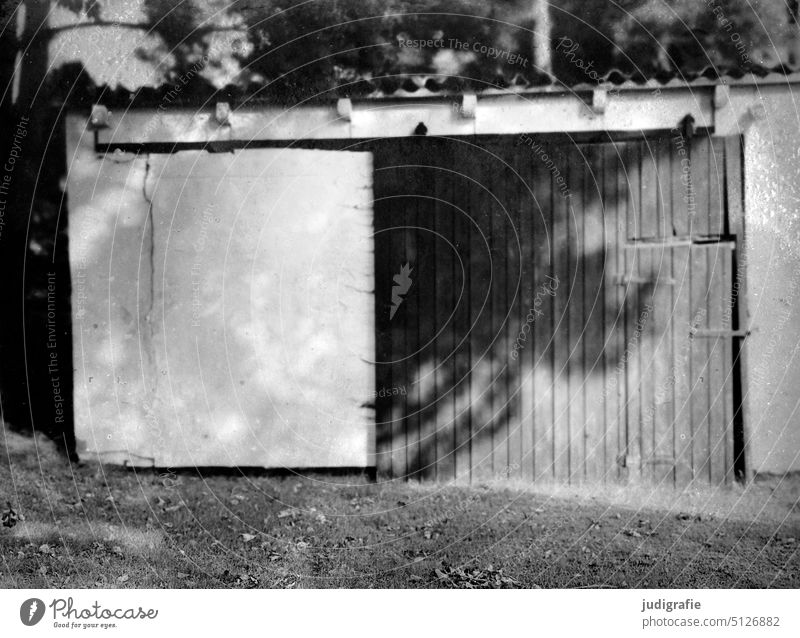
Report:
373,132,743,486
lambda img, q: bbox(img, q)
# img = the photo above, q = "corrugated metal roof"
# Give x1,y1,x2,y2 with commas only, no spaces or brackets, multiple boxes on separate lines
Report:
87,63,800,108
349,63,800,98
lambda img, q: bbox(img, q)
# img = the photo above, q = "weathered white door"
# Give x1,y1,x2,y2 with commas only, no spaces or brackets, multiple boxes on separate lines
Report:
67,132,374,468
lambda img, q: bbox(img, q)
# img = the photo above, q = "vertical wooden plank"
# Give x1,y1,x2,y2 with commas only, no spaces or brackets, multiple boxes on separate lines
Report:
452,140,473,482
613,142,629,480
501,140,520,480
690,244,712,484
533,140,556,482
721,247,734,485
552,142,572,483
706,243,730,486
709,137,726,236
490,138,510,478
670,129,690,237
656,137,672,238
404,141,422,482
583,144,606,482
602,142,623,481
672,245,694,486
467,141,486,483
639,139,658,240
511,140,532,481
623,142,642,479
653,137,676,486
625,141,641,242
689,136,710,237
434,140,456,482
650,250,675,486
691,131,712,484
638,139,659,482
391,139,412,479
415,141,437,481
470,140,495,480
567,144,585,484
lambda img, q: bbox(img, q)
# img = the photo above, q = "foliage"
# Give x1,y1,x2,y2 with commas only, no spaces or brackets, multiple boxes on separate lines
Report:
34,0,799,101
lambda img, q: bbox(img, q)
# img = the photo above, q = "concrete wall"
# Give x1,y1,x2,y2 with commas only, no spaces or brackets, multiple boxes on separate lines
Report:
67,117,375,467
743,87,800,475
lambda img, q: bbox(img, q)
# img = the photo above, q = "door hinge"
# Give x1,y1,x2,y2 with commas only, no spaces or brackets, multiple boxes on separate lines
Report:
692,328,751,338
614,274,675,286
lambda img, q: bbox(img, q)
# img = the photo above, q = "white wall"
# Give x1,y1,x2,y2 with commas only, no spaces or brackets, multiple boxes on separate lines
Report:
743,86,800,475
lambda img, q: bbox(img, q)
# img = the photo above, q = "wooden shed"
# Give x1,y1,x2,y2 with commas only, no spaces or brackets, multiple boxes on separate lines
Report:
65,79,800,486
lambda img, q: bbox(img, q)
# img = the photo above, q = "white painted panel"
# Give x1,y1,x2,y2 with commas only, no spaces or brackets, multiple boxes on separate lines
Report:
66,115,157,464
68,115,375,467
145,149,374,467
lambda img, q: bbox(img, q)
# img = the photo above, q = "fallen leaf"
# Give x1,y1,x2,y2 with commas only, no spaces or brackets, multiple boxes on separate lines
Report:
2,503,21,528
235,574,259,588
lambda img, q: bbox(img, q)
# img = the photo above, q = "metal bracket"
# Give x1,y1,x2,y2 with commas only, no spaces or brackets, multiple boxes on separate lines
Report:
614,274,675,286
460,93,477,119
713,84,731,110
89,104,110,129
214,102,232,126
692,328,751,339
625,238,735,250
590,88,608,115
336,98,353,121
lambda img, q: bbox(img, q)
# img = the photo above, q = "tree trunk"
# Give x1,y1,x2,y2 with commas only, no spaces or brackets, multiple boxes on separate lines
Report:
531,0,552,75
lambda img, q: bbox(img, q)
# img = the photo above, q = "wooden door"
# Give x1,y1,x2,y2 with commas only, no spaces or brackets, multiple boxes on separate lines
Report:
621,242,735,486
67,142,375,468
372,132,743,486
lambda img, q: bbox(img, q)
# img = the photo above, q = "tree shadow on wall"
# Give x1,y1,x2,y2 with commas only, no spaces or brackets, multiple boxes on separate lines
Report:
372,133,680,484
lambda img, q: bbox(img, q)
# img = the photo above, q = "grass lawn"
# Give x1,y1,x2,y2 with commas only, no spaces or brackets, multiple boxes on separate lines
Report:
1,428,798,588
